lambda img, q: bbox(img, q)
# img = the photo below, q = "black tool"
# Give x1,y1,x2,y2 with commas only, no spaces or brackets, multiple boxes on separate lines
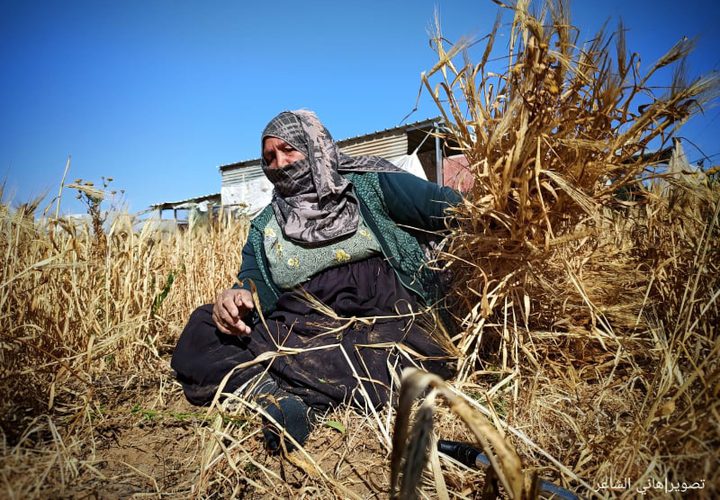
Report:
437,440,579,500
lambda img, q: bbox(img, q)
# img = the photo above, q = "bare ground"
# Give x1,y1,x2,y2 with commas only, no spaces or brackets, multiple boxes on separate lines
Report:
20,372,393,499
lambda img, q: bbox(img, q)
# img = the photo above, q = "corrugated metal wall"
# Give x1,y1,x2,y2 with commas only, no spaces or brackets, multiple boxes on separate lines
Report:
339,133,407,159
222,162,263,187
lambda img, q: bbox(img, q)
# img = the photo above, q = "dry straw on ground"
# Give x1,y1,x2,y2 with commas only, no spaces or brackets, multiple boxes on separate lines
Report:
2,0,719,498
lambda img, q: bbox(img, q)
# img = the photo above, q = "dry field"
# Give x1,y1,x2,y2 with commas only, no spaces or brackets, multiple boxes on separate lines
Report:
2,1,719,498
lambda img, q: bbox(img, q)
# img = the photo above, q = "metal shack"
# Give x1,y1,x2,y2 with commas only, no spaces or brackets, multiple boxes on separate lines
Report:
150,117,472,223
219,117,468,216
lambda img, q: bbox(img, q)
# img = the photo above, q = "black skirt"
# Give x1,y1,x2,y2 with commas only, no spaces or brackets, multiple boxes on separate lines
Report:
171,256,453,409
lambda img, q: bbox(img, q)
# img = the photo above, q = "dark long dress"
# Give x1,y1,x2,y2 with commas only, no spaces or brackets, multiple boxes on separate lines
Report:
171,256,452,409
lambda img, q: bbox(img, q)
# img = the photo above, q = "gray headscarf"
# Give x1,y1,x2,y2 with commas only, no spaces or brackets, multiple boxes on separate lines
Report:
261,110,402,246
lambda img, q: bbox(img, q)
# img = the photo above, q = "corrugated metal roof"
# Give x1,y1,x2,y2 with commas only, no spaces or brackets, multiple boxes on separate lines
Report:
149,192,220,210
340,133,407,158
336,117,437,147
218,116,440,171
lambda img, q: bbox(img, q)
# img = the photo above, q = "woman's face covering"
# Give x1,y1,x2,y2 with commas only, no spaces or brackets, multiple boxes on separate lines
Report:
263,137,306,169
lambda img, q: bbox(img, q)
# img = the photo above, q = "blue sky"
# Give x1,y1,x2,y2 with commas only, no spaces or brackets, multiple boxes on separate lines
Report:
2,0,719,215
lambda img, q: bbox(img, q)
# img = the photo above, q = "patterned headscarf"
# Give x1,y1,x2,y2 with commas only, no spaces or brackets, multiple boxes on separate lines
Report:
261,110,402,246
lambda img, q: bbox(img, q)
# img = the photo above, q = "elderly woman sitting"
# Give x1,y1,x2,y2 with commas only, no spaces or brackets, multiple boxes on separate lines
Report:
172,110,461,451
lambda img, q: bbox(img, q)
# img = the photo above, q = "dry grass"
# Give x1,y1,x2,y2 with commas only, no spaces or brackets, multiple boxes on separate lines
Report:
417,0,719,496
2,0,719,498
0,183,248,497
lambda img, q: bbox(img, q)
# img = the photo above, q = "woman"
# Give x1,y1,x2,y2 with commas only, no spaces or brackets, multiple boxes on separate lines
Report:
172,110,461,451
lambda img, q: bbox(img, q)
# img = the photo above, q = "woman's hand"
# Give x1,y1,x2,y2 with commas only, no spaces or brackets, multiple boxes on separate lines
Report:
212,288,254,335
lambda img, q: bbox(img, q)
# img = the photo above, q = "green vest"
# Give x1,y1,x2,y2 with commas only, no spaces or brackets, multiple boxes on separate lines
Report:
263,214,382,290
245,172,438,313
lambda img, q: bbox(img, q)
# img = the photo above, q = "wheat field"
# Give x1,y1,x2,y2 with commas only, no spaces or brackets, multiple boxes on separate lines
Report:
2,1,719,498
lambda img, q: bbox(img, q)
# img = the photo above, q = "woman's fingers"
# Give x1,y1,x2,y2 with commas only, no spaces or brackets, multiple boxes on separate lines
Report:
212,308,233,335
234,289,254,311
221,290,240,319
231,290,253,335
213,290,237,332
233,319,251,335
213,289,253,336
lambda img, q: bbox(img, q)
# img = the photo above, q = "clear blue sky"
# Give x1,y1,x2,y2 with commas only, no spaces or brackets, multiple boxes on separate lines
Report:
2,0,719,215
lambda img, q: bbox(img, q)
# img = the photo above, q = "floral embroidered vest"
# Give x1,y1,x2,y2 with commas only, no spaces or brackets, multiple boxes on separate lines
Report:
262,215,382,290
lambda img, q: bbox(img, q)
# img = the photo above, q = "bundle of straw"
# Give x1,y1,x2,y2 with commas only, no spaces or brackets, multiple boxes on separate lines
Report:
419,0,719,493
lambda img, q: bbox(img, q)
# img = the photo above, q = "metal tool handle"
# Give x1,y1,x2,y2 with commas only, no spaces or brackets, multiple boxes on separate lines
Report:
437,440,578,500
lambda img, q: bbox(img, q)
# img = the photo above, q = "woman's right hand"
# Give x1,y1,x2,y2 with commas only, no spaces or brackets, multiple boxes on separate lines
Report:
212,288,255,336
